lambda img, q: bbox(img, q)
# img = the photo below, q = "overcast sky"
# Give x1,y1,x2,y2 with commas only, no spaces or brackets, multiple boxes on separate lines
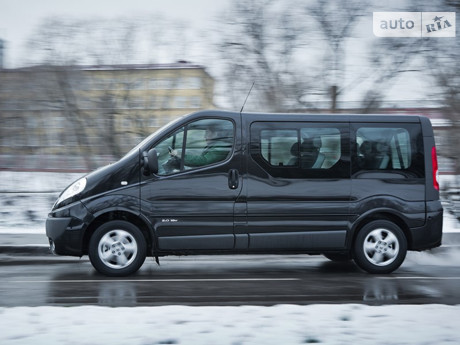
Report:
0,0,229,68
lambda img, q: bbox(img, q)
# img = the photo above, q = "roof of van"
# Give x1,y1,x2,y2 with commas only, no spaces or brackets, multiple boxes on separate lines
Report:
192,110,426,123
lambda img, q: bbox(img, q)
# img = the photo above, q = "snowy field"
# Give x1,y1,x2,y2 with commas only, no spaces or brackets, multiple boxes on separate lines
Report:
1,304,459,345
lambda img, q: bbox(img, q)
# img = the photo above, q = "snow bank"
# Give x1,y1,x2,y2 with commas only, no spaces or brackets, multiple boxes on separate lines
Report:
0,304,459,345
0,171,84,193
0,172,83,232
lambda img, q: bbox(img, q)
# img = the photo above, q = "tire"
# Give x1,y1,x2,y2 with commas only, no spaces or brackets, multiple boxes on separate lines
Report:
353,220,407,274
89,220,147,277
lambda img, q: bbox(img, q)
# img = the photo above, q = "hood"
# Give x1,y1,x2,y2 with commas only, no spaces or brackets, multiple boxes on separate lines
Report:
53,151,140,210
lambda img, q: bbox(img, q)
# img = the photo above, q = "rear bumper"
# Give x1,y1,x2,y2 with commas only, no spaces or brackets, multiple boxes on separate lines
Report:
409,201,443,251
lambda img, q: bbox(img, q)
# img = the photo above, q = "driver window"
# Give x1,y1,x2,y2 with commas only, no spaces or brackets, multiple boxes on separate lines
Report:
153,118,234,176
154,127,184,175
183,119,234,171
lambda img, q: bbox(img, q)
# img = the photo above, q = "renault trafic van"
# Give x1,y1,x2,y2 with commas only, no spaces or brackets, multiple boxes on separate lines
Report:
46,110,443,276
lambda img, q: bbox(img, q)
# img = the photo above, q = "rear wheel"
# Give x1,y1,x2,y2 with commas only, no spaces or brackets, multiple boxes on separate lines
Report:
89,220,147,277
353,220,407,274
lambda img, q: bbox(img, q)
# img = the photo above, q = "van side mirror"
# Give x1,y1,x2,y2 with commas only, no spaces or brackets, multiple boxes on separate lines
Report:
142,149,159,176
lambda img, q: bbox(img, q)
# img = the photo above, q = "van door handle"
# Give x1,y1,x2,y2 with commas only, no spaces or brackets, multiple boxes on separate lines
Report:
228,169,239,190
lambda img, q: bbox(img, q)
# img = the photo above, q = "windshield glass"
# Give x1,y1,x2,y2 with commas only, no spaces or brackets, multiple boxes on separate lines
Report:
122,114,187,159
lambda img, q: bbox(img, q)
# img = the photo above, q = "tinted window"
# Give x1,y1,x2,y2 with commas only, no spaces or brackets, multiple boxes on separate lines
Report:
153,118,234,176
260,129,297,167
251,122,349,178
353,124,424,178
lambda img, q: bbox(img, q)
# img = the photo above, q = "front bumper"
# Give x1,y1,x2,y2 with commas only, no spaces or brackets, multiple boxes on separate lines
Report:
46,201,91,256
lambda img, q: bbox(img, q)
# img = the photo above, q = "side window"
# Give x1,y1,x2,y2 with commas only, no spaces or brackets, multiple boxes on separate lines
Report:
300,128,341,169
155,127,185,175
153,118,234,176
183,119,234,171
260,130,297,166
353,124,424,178
251,122,349,178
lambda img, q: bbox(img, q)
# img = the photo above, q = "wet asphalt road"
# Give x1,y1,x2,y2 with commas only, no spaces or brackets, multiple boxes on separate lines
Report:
1,248,459,307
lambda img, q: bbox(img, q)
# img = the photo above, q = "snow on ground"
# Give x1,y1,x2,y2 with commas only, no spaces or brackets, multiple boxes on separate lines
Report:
0,304,459,345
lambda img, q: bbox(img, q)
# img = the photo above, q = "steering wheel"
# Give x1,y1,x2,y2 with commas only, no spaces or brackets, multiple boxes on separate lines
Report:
162,146,180,173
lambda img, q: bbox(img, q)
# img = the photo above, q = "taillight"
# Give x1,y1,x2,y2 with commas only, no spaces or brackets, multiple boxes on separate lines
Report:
431,147,439,191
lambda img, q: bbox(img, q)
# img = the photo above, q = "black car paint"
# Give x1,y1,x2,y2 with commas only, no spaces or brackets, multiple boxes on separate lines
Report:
46,110,443,260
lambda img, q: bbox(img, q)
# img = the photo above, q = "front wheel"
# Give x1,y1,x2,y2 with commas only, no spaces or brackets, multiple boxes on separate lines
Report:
353,220,407,274
89,221,147,277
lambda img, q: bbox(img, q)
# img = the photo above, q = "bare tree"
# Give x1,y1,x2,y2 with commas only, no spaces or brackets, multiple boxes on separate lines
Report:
359,36,428,113
22,17,144,166
25,17,140,65
20,15,195,167
52,67,98,169
216,0,311,111
215,0,438,115
306,0,368,112
25,15,193,66
215,0,407,112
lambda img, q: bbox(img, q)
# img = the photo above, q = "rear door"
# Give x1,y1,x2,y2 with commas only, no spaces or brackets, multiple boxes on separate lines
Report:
243,119,351,251
350,122,426,229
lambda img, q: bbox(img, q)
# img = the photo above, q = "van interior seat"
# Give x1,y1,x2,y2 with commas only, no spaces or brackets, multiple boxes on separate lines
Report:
289,137,325,169
300,137,320,169
375,142,390,169
358,141,373,169
359,140,390,170
288,142,300,166
312,152,325,168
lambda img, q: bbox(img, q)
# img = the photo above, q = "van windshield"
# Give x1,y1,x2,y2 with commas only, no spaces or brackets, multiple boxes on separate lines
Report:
122,115,187,159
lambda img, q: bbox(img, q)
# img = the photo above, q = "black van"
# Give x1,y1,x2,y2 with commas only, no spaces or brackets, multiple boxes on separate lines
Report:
46,110,443,276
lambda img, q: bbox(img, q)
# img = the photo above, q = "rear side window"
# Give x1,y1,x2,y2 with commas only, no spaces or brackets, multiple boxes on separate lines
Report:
251,122,349,178
352,124,424,178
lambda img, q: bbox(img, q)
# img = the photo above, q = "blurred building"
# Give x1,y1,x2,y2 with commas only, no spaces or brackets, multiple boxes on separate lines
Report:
0,62,215,171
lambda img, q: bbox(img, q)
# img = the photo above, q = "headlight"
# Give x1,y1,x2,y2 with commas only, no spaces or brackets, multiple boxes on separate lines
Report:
56,178,87,206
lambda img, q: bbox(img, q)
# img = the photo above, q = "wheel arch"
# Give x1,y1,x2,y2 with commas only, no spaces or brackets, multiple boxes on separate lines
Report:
82,211,154,255
350,211,412,252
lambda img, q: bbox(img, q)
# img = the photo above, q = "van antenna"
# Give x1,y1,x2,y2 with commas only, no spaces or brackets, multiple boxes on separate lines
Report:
240,82,255,113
